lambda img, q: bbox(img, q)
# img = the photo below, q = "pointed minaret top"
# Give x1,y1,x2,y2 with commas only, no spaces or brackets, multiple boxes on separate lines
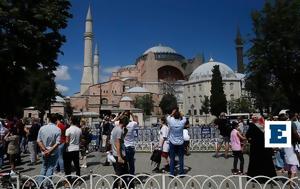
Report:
94,43,99,55
209,57,214,62
235,26,243,45
86,5,92,21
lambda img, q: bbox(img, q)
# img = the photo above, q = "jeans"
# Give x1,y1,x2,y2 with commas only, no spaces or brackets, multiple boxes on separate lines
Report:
169,143,184,176
125,146,135,175
0,145,3,168
112,156,130,189
28,141,37,163
38,153,59,186
56,143,65,172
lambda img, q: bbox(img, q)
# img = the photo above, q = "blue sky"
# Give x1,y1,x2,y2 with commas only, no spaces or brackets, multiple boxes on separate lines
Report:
55,0,264,96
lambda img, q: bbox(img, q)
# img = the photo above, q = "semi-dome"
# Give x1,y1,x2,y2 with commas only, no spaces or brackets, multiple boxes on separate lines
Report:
127,86,149,93
120,96,133,101
143,44,177,55
189,58,237,82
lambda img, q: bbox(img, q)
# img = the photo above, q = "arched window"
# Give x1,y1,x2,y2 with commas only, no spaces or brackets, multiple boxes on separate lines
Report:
230,83,234,90
101,98,108,104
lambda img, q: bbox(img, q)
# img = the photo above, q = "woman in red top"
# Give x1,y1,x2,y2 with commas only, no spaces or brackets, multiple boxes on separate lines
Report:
55,115,66,175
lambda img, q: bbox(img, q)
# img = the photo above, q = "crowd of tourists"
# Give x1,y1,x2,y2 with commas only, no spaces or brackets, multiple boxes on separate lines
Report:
1,109,300,188
214,111,300,187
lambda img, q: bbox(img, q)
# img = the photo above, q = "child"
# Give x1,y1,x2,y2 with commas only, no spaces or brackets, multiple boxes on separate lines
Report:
230,121,246,174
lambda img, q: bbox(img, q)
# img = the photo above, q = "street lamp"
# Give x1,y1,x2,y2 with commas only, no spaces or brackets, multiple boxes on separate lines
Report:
190,104,194,126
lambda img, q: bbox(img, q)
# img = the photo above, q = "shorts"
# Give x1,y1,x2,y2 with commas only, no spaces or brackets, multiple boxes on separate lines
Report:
161,152,169,158
218,135,230,145
285,164,298,174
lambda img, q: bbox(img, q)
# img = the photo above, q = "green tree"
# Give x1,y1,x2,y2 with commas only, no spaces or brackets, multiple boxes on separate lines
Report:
134,94,154,115
210,65,227,116
201,96,210,115
0,0,72,117
246,0,300,112
159,93,178,115
228,98,254,113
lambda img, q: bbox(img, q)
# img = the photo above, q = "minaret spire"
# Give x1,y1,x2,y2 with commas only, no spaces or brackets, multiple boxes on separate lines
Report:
93,43,99,84
235,26,244,73
80,5,94,94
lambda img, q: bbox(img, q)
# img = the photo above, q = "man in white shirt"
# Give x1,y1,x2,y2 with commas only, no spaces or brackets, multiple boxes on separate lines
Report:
124,113,138,175
64,116,82,183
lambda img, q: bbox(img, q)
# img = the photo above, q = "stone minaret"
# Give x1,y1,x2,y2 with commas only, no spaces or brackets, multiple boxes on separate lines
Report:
235,27,244,73
80,5,94,94
93,43,99,84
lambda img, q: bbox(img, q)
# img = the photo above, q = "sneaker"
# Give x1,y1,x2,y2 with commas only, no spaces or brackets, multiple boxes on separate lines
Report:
80,164,87,168
9,170,16,176
103,162,110,166
213,154,219,158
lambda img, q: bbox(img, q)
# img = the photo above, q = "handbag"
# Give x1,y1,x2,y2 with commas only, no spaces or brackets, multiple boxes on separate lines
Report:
150,149,161,165
243,142,250,154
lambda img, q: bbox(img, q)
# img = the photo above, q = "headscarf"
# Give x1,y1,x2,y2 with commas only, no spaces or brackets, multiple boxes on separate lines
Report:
252,114,265,132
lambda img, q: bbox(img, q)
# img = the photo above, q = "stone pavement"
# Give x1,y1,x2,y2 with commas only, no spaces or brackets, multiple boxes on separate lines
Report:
0,151,249,176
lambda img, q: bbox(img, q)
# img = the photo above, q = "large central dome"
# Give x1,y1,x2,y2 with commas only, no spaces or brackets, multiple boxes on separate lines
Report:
143,44,177,55
189,58,237,82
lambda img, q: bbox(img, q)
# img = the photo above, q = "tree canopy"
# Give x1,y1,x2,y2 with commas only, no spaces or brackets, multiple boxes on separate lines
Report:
134,94,154,115
246,0,300,113
210,65,227,116
159,93,178,115
201,95,210,115
0,0,72,117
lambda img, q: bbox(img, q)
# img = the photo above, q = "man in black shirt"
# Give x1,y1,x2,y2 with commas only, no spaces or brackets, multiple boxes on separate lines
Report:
25,118,41,165
214,112,231,158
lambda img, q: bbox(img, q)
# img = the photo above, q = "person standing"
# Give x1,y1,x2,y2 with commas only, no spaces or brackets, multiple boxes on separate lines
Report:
55,115,66,175
111,115,130,188
214,112,231,158
25,118,40,165
4,127,19,175
246,115,276,182
153,116,170,173
124,113,138,175
80,120,91,168
37,114,61,187
167,108,186,176
0,121,8,170
64,116,82,185
230,122,246,175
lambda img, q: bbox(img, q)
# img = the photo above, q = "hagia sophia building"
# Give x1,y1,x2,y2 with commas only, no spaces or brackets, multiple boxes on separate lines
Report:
67,6,246,124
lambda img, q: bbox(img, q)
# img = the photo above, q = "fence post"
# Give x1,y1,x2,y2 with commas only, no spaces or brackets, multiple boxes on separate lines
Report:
238,175,243,189
162,174,166,189
90,170,93,189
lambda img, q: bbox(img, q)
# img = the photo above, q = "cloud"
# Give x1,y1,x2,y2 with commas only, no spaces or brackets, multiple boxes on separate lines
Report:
56,84,69,94
103,66,121,74
100,75,110,82
54,65,71,81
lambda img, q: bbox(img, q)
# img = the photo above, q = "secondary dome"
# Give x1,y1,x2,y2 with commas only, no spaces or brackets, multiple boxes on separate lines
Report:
127,86,149,93
189,58,237,82
55,96,66,103
120,96,133,101
143,44,177,55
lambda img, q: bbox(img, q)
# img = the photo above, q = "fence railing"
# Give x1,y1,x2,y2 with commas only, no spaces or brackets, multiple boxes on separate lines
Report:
2,174,299,189
89,126,220,152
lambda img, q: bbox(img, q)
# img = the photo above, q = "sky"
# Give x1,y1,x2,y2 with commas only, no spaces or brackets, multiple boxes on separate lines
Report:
55,0,264,96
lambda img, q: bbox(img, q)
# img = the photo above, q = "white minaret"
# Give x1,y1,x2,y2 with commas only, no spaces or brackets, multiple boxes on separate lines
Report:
80,5,94,94
93,43,99,84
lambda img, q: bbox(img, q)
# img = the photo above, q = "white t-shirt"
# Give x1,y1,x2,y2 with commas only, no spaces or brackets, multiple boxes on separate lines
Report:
124,121,138,147
183,129,190,141
65,125,82,152
160,125,169,152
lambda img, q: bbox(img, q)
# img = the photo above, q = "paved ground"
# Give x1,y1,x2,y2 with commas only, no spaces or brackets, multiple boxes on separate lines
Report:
0,151,249,176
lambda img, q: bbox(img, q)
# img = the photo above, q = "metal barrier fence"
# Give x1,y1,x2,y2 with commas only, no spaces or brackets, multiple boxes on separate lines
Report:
89,126,219,152
2,174,299,189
